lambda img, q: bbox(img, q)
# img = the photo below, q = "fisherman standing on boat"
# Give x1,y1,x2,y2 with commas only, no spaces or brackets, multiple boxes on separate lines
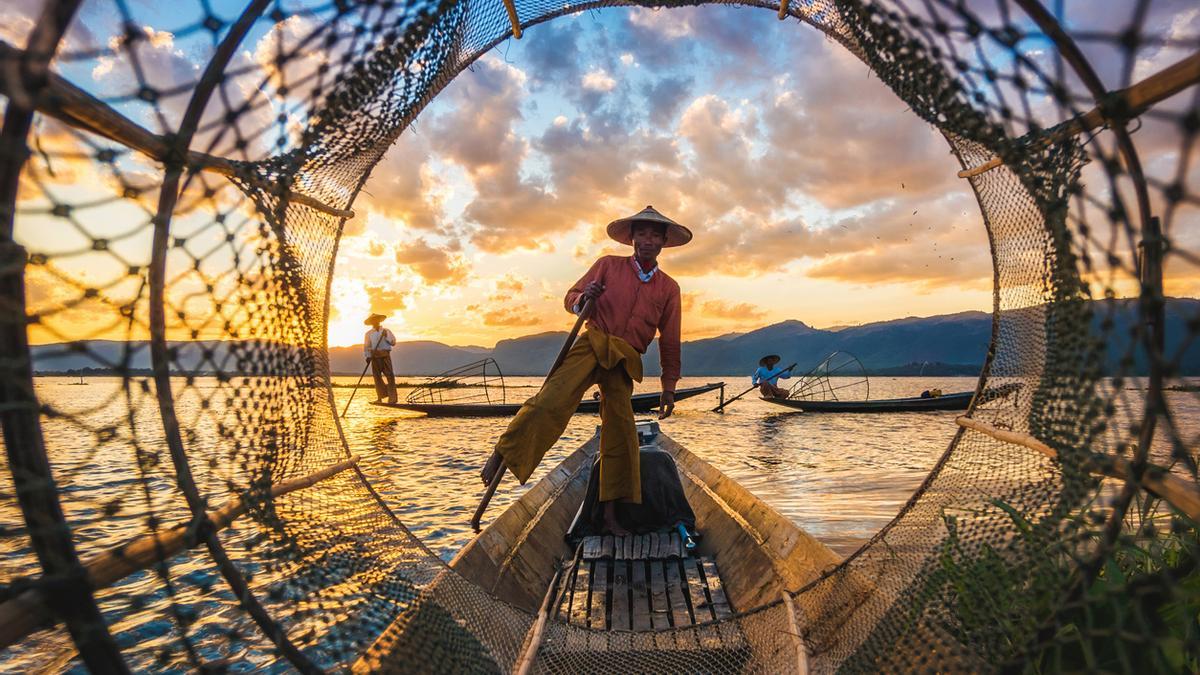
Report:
752,355,793,398
481,206,689,535
364,313,398,405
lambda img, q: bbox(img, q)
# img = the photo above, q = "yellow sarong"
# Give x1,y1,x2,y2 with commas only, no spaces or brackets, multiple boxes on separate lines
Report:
495,329,644,503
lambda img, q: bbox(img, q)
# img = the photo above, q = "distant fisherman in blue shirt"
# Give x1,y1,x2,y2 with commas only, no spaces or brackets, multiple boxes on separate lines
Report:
752,354,794,398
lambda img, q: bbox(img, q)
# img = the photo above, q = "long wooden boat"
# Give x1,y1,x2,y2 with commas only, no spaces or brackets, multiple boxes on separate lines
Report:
354,422,848,672
369,381,726,417
764,390,975,412
762,382,1022,413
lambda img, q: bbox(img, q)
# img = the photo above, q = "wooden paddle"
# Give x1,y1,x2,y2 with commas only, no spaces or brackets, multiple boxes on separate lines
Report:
341,331,387,417
470,296,595,533
712,362,796,413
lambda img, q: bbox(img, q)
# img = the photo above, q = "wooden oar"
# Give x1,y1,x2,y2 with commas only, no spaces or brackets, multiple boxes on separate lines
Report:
712,363,795,413
470,297,595,533
341,332,386,417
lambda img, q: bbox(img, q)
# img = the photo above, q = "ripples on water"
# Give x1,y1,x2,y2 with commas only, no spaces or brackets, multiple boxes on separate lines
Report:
4,374,1195,671
343,375,996,559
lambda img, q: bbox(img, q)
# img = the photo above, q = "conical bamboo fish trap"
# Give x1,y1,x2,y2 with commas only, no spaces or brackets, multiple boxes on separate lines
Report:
0,0,1198,672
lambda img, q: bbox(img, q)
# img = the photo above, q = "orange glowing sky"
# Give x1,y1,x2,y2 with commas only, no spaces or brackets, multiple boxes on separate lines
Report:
324,6,1005,348
7,2,1198,349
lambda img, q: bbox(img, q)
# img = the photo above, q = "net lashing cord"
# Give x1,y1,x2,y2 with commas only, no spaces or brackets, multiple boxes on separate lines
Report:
0,0,1197,672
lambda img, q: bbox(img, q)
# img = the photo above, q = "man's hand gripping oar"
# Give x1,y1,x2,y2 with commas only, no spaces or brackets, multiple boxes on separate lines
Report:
472,294,598,533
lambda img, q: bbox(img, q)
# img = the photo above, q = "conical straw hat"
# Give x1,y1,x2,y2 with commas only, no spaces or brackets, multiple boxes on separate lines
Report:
605,205,692,247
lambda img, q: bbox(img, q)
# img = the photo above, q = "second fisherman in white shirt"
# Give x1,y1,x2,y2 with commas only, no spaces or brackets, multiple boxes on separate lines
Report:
363,313,398,404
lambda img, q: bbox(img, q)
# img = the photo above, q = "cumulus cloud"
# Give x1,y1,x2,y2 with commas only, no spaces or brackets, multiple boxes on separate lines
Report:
761,59,960,208
700,299,769,320
417,55,599,251
0,0,40,48
663,211,808,277
803,194,991,289
627,8,694,40
0,0,100,54
472,303,543,327
393,238,468,285
521,20,586,89
642,76,693,127
582,69,617,92
429,55,527,172
91,27,200,132
625,6,770,73
494,273,526,294
677,95,788,211
360,132,444,233
366,284,409,314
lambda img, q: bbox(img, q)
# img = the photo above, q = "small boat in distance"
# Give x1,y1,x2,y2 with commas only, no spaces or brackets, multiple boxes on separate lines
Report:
370,382,726,417
763,382,1021,413
764,390,974,412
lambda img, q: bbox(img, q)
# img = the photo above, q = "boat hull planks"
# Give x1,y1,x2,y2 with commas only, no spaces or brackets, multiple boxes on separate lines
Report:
450,429,842,613
762,382,1022,414
763,391,973,412
361,427,852,672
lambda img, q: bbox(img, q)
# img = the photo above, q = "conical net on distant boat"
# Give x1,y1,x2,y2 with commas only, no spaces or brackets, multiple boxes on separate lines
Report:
0,0,1198,673
788,352,869,402
405,358,508,406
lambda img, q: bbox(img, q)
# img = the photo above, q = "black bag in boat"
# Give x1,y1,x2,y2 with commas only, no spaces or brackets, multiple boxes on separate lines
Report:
566,445,697,540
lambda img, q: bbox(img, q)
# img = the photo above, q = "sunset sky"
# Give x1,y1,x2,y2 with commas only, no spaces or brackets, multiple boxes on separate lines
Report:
327,5,997,347
6,1,1197,349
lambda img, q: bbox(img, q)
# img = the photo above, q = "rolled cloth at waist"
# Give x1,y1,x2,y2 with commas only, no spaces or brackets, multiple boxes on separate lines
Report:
494,327,643,486
567,447,697,539
585,328,643,383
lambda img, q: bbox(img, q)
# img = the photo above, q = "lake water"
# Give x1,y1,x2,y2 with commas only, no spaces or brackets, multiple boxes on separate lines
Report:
4,373,1195,671
341,374,984,559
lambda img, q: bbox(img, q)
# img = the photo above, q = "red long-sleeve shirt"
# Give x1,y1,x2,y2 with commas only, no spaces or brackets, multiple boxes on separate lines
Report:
564,255,682,393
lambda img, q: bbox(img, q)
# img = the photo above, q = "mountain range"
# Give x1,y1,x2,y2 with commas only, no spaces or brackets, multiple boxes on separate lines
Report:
30,298,1200,377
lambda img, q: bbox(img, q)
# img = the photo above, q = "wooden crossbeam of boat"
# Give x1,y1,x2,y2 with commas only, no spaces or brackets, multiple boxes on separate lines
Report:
958,52,1200,179
0,457,359,649
956,416,1200,521
0,40,355,219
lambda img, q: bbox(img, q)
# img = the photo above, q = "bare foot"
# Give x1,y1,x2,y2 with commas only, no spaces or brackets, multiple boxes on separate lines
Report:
480,449,503,485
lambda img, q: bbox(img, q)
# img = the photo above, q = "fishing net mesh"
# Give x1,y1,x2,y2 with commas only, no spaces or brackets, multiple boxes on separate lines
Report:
0,0,1196,672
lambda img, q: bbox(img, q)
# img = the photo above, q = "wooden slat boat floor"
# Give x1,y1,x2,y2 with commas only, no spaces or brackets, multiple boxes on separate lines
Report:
555,535,738,633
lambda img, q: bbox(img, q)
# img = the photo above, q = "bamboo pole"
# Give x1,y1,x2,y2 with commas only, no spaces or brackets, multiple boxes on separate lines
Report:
0,457,359,649
513,565,563,675
501,0,522,39
958,52,1200,179
780,591,809,675
0,40,355,219
470,297,593,533
956,417,1200,522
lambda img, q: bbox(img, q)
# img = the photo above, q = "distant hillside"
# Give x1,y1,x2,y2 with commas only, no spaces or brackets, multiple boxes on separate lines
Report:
327,341,487,375
30,298,1200,376
643,313,993,377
